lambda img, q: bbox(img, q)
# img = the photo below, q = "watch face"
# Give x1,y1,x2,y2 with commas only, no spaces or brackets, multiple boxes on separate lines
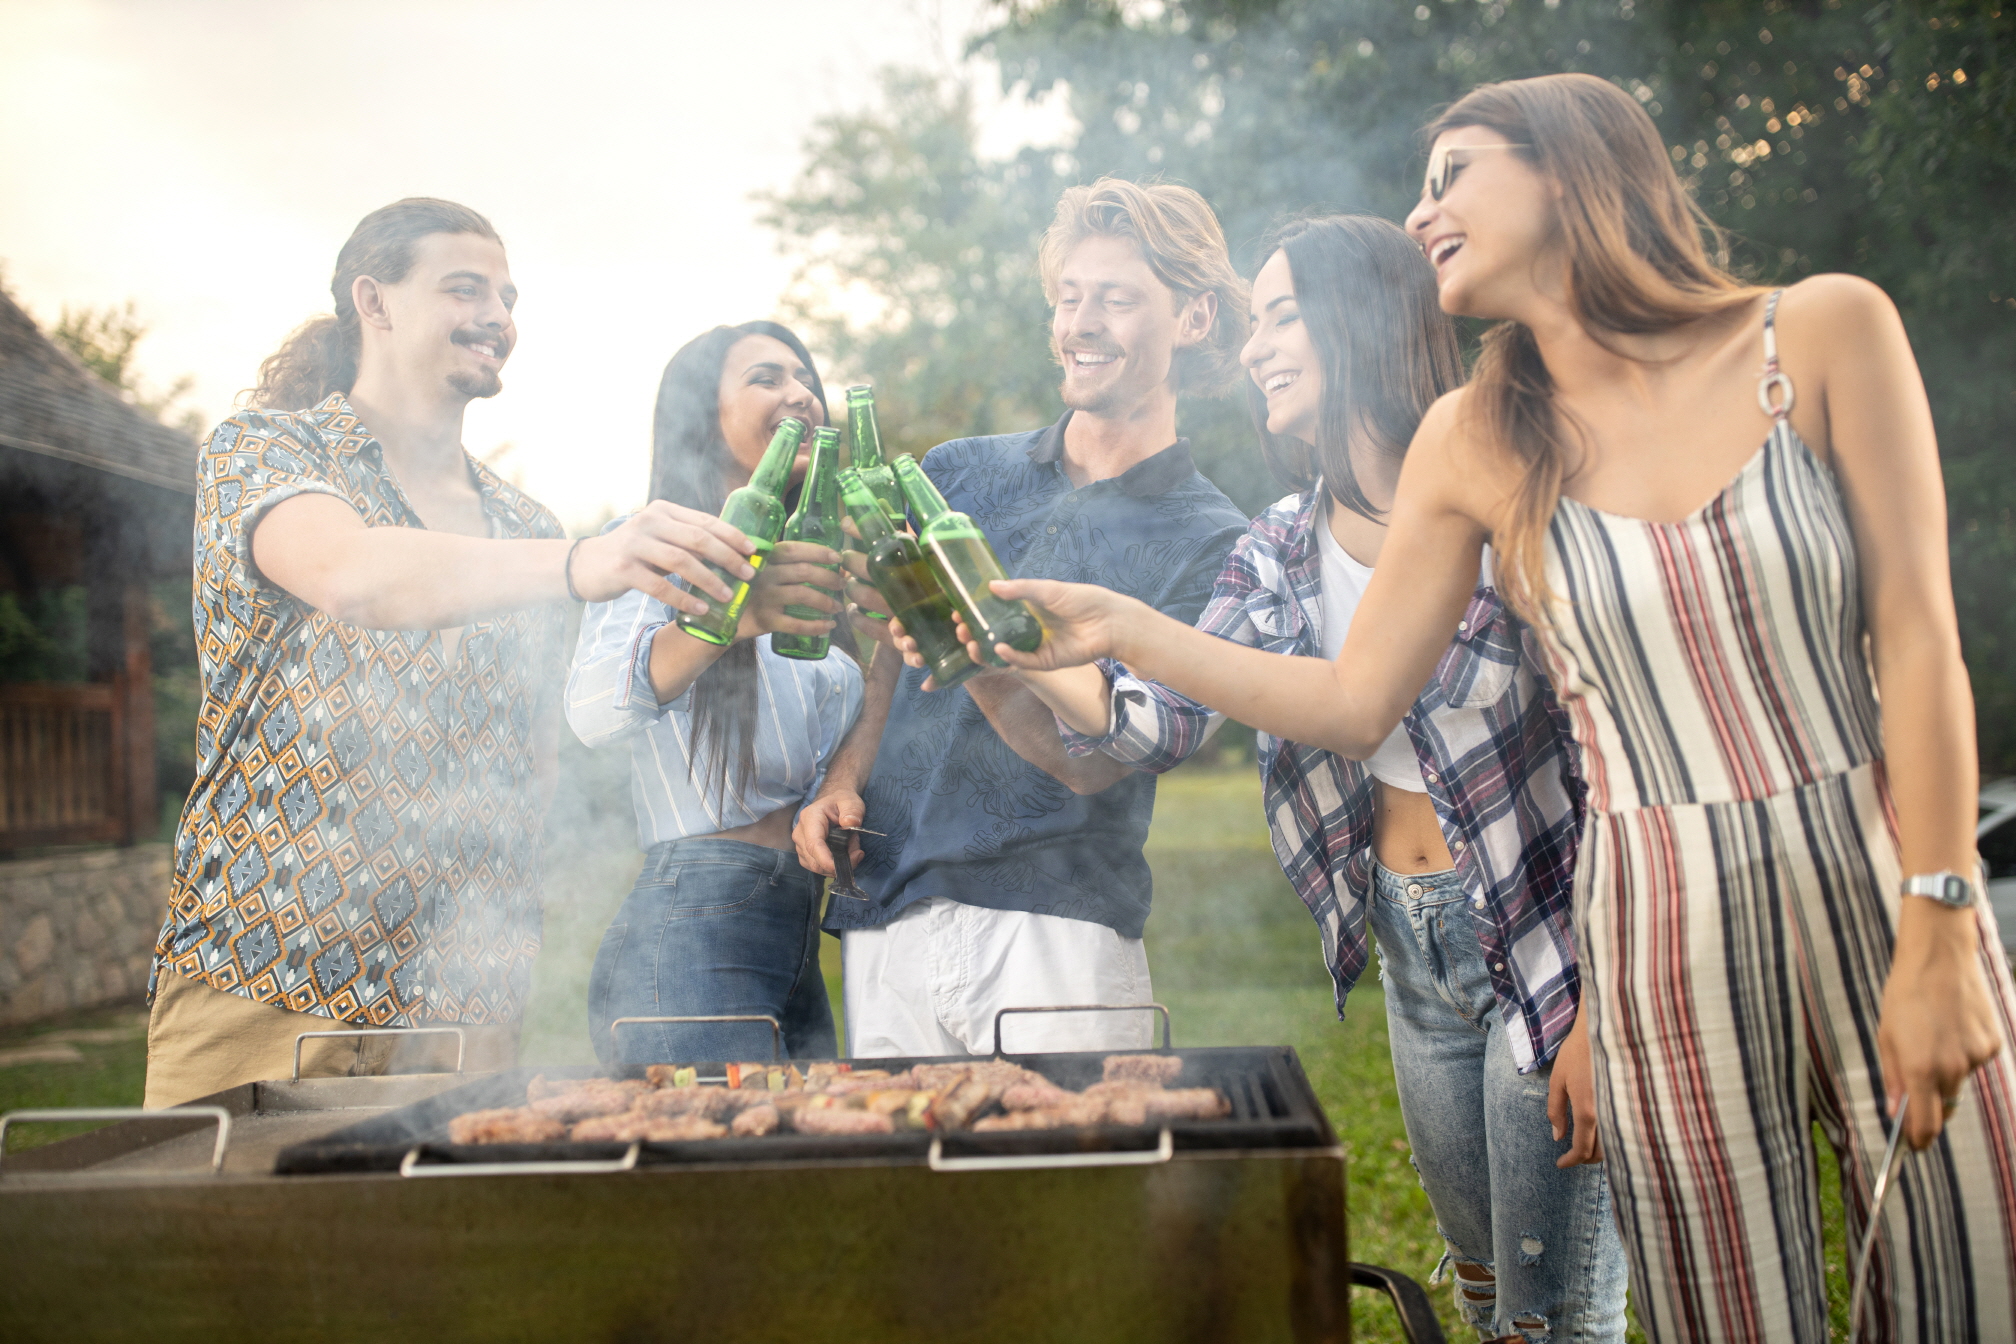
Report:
1905,873,1977,907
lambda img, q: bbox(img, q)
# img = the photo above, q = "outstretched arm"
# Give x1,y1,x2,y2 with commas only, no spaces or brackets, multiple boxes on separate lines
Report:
252,494,757,630
1007,664,1114,740
988,398,1490,759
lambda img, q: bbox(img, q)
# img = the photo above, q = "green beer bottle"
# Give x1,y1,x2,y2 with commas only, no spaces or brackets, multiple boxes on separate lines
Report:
844,385,905,526
773,426,845,661
675,417,806,646
838,468,980,689
894,456,1045,665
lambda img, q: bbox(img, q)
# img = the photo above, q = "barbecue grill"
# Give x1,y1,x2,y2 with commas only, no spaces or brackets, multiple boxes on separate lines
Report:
0,1011,1444,1344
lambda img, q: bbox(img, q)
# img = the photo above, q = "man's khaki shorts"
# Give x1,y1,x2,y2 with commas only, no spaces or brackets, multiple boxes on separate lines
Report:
143,969,518,1109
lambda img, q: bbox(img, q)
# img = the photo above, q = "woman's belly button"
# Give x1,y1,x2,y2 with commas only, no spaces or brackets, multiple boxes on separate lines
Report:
1372,783,1454,874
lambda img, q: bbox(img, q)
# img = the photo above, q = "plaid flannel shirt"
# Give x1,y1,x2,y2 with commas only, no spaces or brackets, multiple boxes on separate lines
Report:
1062,489,1587,1072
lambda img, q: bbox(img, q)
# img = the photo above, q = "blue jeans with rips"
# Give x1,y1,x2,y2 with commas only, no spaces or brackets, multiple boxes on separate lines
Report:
1369,860,1628,1344
588,838,838,1067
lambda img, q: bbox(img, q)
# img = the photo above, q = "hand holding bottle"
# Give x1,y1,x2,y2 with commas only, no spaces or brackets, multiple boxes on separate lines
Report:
837,516,898,647
887,614,1012,692
771,425,847,661
739,542,846,642
837,468,981,686
676,419,806,645
970,578,1150,671
569,501,757,612
891,456,1044,663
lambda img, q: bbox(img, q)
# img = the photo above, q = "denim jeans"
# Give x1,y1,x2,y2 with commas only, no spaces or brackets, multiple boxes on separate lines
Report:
588,838,837,1066
1369,860,1628,1344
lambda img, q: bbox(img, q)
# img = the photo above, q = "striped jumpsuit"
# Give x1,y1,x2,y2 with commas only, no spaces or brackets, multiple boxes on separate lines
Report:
1536,292,2016,1341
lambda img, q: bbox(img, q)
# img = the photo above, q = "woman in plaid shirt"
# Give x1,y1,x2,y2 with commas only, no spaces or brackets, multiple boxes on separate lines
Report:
983,217,1628,1342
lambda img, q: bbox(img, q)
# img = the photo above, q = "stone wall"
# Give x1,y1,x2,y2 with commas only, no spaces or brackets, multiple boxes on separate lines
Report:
0,843,169,1026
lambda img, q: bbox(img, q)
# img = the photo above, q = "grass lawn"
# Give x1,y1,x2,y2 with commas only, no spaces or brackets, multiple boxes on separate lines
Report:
1,754,1858,1340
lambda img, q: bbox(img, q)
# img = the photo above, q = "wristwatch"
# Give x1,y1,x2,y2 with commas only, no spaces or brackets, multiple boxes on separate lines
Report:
1901,870,1978,909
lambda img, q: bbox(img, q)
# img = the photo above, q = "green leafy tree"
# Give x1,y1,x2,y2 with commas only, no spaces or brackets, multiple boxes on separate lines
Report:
761,71,1071,463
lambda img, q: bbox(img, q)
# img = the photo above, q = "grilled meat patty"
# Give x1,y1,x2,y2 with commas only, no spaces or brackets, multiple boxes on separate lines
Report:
1103,1054,1184,1086
447,1107,569,1144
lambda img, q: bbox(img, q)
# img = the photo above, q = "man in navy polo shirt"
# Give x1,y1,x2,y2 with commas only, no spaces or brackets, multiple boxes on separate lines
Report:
795,179,1249,1056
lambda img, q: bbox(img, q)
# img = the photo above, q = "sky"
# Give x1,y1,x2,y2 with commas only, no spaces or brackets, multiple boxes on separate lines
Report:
0,0,1072,528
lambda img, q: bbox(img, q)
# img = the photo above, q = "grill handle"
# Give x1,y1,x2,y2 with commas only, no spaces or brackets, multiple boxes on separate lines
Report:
991,1002,1172,1057
0,1107,232,1174
609,1015,783,1062
291,1027,466,1081
926,1127,1173,1173
399,1141,643,1178
1347,1264,1447,1344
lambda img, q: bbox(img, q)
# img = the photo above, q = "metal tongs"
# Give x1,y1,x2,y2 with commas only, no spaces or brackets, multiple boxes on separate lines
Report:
1848,1093,1910,1341
824,824,884,907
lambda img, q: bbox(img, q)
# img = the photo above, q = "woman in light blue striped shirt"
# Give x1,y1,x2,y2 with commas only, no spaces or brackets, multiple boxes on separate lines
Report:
567,322,864,1065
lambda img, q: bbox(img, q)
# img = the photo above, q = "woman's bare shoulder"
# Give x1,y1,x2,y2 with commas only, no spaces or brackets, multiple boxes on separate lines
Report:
1409,385,1475,457
1772,273,1914,416
1775,272,1901,333
1402,386,1519,527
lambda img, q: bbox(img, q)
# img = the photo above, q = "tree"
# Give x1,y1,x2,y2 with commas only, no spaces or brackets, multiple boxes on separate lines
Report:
766,0,2016,767
761,71,1071,464
50,300,205,436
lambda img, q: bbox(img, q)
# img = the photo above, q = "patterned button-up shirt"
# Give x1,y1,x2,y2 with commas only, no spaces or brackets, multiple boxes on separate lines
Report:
153,394,565,1027
1063,488,1586,1072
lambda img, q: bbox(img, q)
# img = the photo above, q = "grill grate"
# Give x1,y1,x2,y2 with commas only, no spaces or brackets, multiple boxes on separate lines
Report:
274,1045,1334,1177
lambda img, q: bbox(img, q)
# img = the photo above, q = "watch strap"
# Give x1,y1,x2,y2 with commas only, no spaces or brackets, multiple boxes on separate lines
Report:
1900,870,1977,909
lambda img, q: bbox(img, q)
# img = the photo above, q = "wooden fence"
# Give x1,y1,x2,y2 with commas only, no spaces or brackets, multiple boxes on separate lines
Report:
0,682,131,849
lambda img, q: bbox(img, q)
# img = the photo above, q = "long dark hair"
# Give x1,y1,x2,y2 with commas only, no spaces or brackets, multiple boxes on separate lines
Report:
249,198,501,410
1247,215,1465,520
1423,75,1757,620
650,322,832,807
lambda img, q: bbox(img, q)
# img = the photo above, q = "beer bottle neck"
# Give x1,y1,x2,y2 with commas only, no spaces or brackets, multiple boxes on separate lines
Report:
846,393,884,469
747,419,806,499
894,457,952,524
794,434,839,519
838,472,894,542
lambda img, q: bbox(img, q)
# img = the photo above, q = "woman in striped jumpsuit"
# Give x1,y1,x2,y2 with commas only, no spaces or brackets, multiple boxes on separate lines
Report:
988,73,2016,1341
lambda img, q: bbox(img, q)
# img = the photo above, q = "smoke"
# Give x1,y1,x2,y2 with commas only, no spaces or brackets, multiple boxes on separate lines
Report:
1140,759,1344,1052
520,602,647,1066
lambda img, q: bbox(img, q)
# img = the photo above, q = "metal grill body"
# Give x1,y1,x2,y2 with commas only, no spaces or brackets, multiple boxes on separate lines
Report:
0,1048,1389,1344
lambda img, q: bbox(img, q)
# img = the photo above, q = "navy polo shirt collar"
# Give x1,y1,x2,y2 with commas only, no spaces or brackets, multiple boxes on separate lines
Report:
1026,410,1197,499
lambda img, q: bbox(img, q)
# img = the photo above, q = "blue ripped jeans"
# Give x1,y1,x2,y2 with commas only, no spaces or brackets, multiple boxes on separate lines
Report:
588,839,837,1067
1369,861,1628,1344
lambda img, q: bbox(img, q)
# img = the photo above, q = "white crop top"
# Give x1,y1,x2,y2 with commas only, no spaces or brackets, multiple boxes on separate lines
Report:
1314,511,1427,793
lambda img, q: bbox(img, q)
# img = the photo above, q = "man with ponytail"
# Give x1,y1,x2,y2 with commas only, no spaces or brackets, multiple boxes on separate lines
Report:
144,198,760,1105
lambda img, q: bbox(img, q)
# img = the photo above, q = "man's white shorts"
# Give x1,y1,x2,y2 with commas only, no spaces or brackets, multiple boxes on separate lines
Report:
841,897,1154,1057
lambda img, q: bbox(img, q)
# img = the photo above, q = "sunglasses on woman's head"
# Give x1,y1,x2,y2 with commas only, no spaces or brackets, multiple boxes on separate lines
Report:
1423,143,1532,201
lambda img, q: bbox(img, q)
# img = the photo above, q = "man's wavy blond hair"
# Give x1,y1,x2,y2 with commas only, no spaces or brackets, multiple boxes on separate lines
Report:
1039,178,1249,398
